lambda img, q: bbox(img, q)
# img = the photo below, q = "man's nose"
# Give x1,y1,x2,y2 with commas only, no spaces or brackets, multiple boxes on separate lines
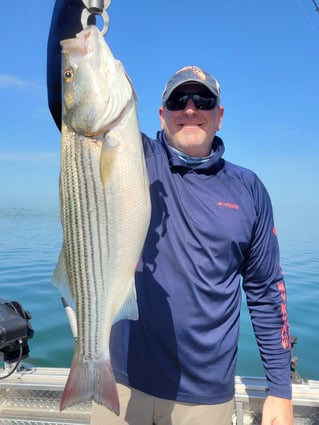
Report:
184,99,197,113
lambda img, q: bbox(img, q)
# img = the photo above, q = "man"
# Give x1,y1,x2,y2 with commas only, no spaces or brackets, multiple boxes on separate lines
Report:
47,1,293,424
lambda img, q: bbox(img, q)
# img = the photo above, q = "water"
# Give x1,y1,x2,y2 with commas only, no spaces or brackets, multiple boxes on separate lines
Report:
0,206,318,381
0,207,73,367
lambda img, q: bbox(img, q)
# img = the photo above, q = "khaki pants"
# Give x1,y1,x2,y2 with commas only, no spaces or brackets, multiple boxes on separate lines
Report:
90,384,234,425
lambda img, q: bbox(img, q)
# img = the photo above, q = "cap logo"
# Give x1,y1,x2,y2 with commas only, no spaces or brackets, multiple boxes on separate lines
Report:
176,66,206,81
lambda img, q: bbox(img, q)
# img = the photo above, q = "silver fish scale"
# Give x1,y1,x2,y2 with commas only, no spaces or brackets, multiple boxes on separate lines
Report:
60,126,108,359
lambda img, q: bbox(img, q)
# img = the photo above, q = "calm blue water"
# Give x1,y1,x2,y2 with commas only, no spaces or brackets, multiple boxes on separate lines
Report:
0,206,318,380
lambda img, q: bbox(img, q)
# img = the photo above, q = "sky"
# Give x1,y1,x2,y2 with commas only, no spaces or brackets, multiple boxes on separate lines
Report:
0,0,319,237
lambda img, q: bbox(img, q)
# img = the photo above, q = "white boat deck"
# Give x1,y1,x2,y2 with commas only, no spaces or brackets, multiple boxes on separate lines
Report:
0,367,318,424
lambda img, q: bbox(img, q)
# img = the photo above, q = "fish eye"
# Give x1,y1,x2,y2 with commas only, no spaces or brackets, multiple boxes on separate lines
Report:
63,69,74,82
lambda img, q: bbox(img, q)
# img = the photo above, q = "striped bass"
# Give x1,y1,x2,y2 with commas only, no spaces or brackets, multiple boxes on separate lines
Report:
53,25,151,415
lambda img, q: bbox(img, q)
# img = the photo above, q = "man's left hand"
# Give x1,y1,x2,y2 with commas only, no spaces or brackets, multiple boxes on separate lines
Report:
261,395,293,425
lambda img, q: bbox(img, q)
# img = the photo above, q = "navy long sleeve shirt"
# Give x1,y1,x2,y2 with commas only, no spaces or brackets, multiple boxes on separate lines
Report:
110,131,291,403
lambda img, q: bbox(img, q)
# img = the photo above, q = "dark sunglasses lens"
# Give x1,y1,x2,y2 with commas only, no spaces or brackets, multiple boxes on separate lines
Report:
165,93,217,111
165,95,188,110
192,95,217,110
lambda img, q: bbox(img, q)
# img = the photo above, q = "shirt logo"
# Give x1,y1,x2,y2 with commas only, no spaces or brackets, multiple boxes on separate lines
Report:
217,201,239,210
278,281,290,350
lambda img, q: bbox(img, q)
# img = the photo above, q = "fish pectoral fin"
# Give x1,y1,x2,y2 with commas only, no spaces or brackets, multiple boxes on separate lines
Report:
112,280,139,324
100,135,118,187
52,243,75,309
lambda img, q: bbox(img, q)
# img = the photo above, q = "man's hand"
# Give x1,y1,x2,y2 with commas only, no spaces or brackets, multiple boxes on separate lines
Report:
261,395,293,425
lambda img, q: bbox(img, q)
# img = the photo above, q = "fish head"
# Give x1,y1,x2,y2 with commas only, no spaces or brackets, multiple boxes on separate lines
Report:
60,26,133,138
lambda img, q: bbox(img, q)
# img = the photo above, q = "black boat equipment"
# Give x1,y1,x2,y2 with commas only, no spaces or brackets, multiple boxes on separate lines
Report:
0,299,34,379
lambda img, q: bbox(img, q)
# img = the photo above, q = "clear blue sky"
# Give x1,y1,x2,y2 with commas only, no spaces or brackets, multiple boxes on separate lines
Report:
1,0,318,235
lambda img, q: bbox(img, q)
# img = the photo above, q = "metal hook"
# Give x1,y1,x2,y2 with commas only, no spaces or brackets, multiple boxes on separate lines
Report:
87,0,106,13
81,0,111,35
82,0,111,12
81,8,110,35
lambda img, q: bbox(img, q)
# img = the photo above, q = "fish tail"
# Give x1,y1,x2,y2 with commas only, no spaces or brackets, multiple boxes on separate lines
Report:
60,348,120,415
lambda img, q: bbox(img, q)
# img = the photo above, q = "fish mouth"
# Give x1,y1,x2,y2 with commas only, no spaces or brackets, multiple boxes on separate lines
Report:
61,26,93,53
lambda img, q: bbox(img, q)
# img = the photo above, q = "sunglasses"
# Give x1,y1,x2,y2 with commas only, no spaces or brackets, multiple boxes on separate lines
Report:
165,92,218,111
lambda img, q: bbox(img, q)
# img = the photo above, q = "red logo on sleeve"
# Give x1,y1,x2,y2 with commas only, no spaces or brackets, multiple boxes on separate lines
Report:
278,281,290,350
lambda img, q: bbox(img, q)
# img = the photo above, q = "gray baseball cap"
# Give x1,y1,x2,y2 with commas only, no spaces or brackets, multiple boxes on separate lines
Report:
162,66,221,104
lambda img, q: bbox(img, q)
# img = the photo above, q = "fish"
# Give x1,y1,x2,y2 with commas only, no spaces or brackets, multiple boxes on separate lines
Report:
52,25,151,415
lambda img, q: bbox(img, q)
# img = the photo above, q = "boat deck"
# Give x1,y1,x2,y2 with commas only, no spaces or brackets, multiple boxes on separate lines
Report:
0,367,318,424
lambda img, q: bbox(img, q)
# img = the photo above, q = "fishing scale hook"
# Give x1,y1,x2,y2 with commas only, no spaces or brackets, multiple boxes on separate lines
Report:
81,0,111,35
